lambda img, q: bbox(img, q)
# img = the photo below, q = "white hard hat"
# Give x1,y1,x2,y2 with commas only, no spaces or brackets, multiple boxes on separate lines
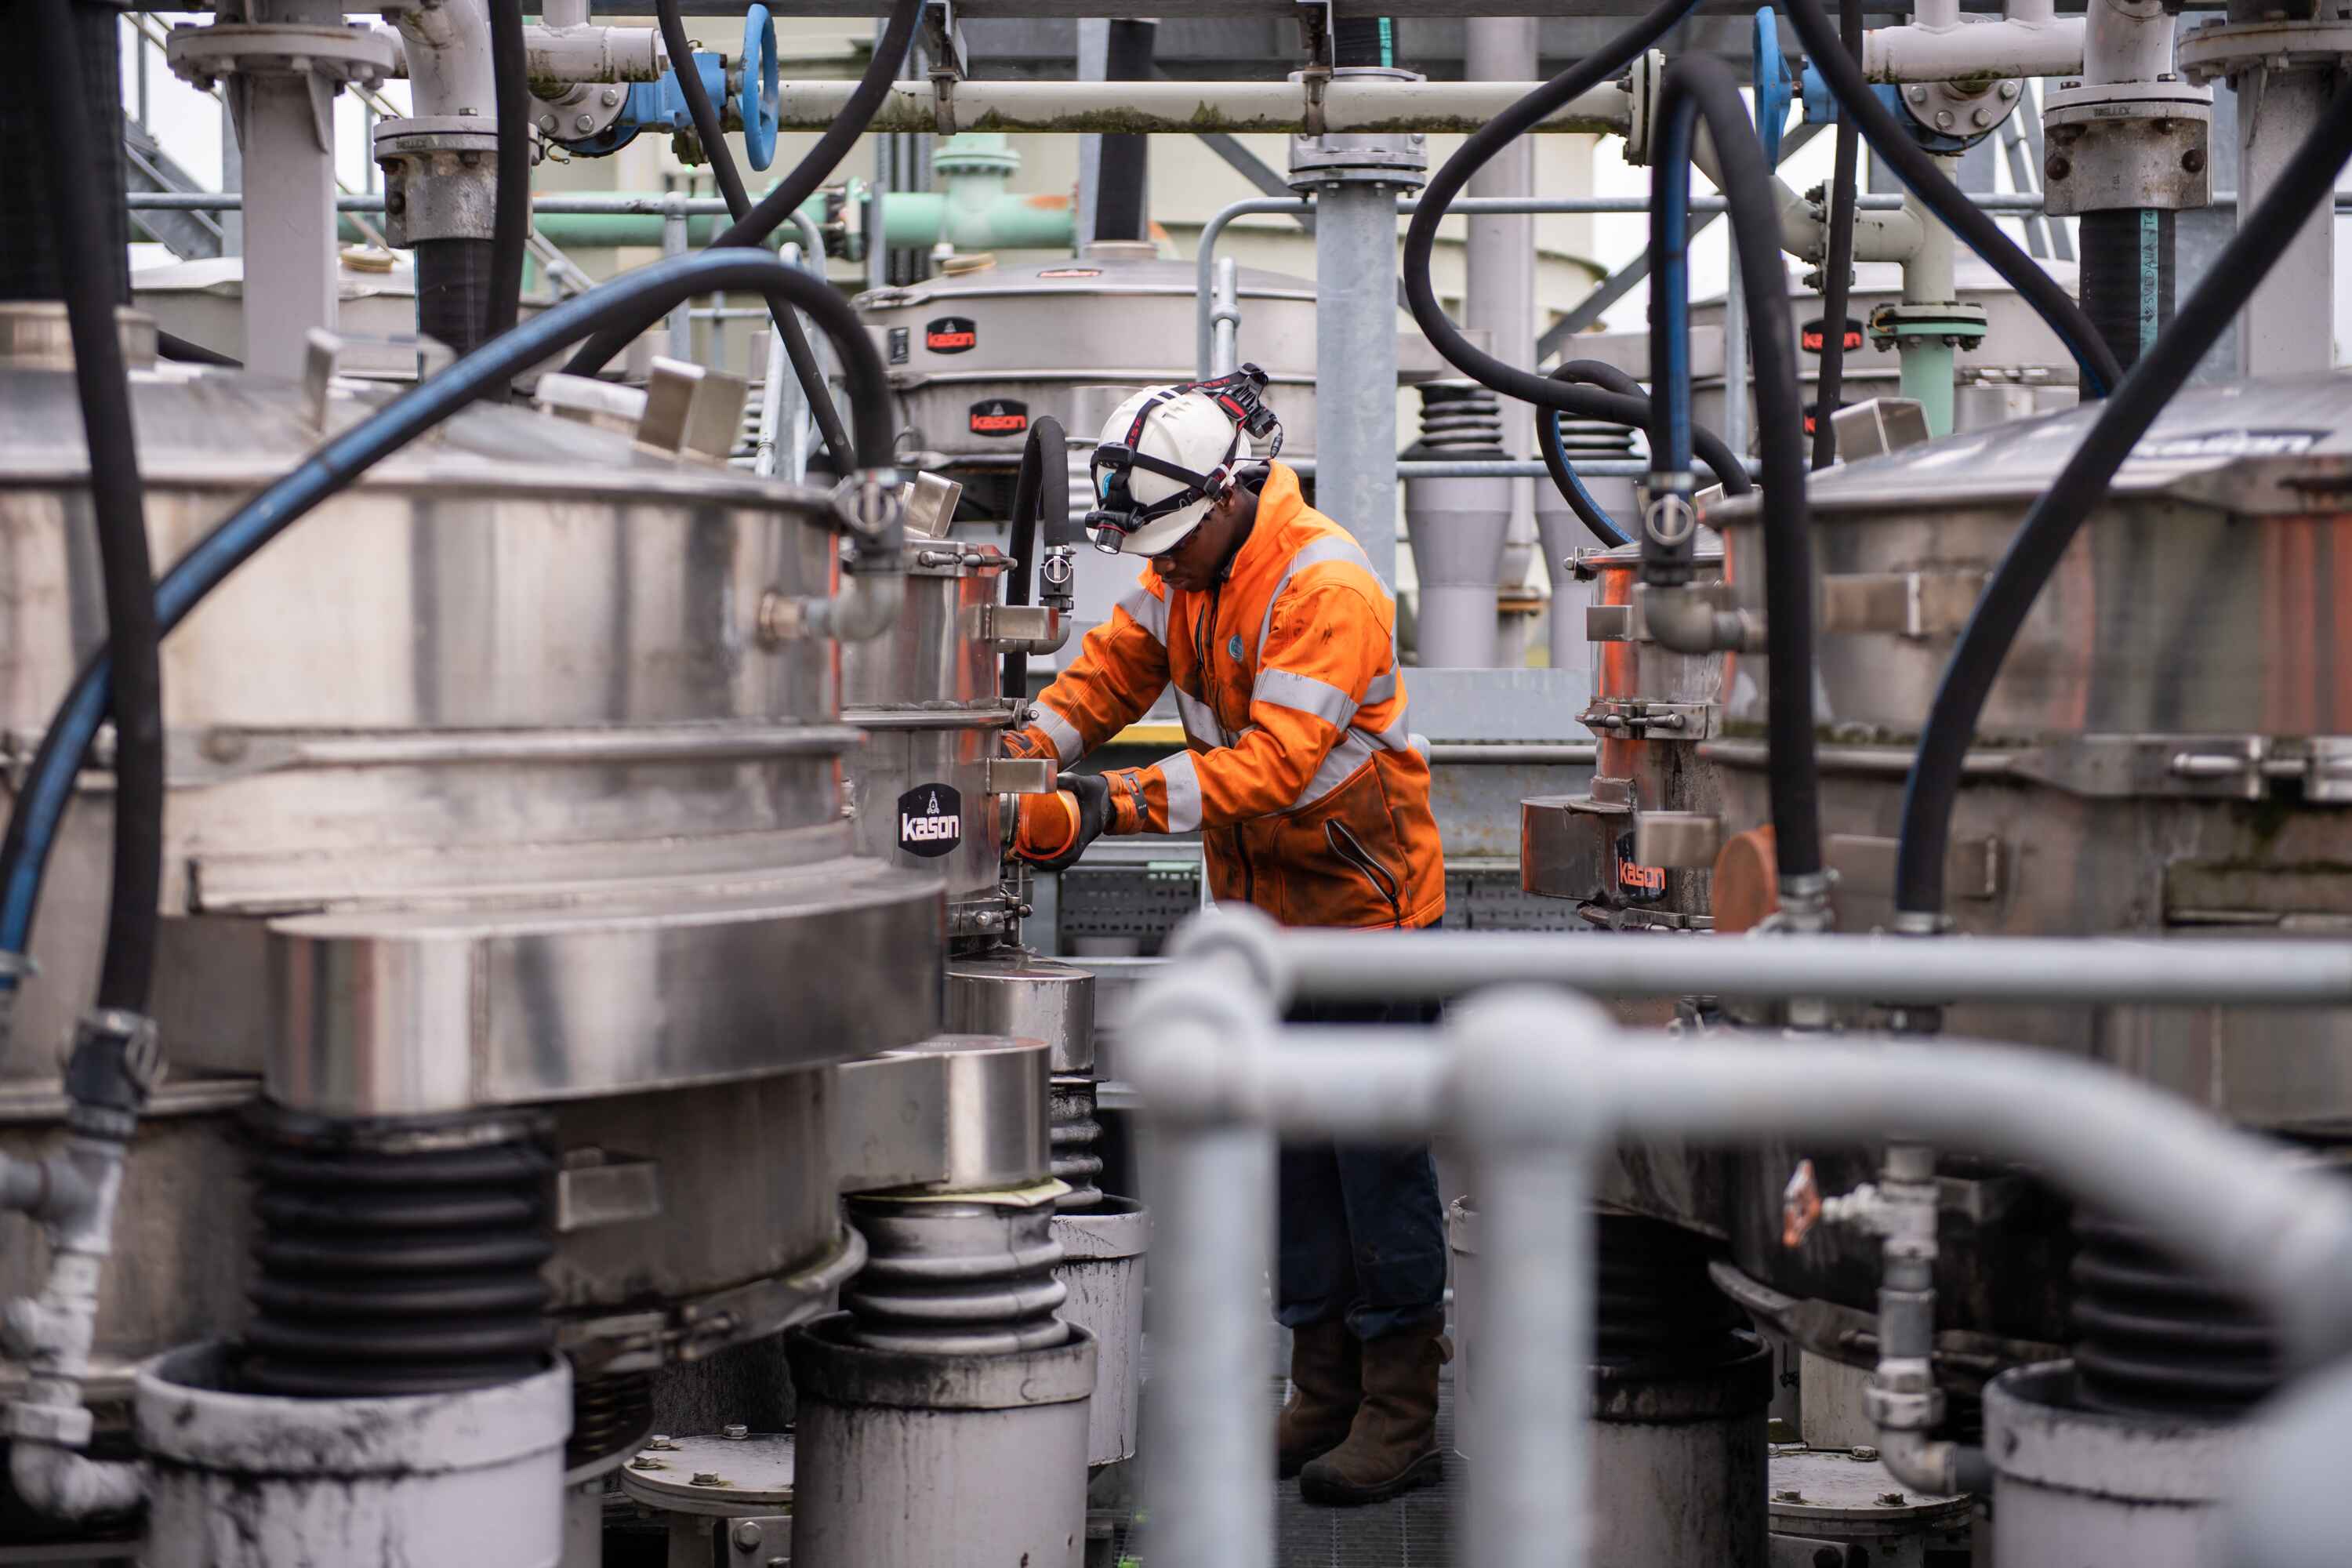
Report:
1085,383,1256,557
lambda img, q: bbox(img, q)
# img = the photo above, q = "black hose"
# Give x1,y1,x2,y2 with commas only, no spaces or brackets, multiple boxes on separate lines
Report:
485,0,529,346
158,330,240,368
2078,209,2176,373
416,238,495,358
564,0,923,380
0,251,897,981
1402,0,1766,489
1890,82,2352,920
655,0,855,474
1000,415,1068,702
30,0,162,1014
1537,362,1638,548
1810,0,1862,468
4,0,128,304
1650,55,1822,883
1778,0,2122,400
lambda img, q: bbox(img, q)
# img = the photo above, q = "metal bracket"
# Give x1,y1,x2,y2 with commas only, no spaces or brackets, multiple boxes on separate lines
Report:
1818,569,1989,640
1825,832,2002,902
1578,699,1717,742
639,358,749,459
985,757,1057,797
303,327,452,431
1634,811,1723,869
1293,0,1335,71
557,1149,664,1232
920,0,967,83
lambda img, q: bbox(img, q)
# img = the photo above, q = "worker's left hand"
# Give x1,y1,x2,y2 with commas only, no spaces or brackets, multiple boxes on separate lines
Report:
1011,773,1109,873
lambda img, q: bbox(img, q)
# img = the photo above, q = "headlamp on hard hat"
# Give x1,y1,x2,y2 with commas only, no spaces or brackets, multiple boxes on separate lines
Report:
1083,365,1284,555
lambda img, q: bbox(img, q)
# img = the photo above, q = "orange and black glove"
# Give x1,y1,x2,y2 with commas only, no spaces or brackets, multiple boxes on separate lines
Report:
1012,772,1109,873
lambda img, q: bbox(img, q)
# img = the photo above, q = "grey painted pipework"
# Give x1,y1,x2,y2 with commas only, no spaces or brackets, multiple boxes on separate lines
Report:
1171,902,2352,1008
1124,969,2352,1568
1308,178,1410,589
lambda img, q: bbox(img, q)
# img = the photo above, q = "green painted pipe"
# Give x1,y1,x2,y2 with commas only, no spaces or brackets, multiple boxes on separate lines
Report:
336,136,1075,254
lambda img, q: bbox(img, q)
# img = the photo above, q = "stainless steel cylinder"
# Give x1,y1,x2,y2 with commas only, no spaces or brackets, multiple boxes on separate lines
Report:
947,953,1096,1075
1050,1196,1149,1468
136,1345,571,1568
1590,1338,1773,1567
785,1314,1097,1568
835,1035,1053,1196
1984,1360,2252,1568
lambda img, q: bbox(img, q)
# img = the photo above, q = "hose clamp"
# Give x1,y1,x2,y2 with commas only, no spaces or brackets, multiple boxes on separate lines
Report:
832,468,906,545
1643,491,1697,549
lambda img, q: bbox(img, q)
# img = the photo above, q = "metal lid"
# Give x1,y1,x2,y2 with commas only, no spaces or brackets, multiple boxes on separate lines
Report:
1768,1444,1970,1530
1714,370,2352,521
619,1430,796,1515
0,361,830,506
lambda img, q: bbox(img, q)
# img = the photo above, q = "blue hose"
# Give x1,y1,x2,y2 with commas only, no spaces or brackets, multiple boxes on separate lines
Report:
0,248,895,989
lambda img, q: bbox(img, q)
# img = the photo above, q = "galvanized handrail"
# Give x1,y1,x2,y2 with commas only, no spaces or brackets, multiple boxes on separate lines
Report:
1129,933,2352,1568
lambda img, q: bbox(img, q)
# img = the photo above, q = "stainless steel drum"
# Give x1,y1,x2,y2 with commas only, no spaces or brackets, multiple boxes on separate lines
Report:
1707,372,2352,1134
1522,540,1730,929
0,311,939,1400
841,529,1049,941
857,244,1320,464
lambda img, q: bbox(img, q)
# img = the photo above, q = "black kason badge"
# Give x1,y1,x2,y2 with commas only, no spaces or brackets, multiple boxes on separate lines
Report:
968,397,1029,437
898,782,964,858
925,315,978,354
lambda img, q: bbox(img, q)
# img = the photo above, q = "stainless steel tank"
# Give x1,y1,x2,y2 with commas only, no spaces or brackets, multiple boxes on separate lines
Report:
1708,372,2352,1131
856,242,1319,466
1521,541,1730,930
0,308,939,1434
840,496,1054,941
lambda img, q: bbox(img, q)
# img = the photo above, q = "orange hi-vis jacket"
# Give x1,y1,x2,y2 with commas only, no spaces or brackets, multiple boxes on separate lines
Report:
1010,463,1446,931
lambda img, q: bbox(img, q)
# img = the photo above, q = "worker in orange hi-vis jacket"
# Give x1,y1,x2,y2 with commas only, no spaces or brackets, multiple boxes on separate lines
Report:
1007,367,1450,1508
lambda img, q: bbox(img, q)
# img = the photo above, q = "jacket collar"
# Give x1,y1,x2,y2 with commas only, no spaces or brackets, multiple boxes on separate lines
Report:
1226,462,1305,583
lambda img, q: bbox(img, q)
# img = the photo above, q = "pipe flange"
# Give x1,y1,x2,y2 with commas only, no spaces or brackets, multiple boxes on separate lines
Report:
1893,76,2016,147
1867,299,1989,350
165,21,398,92
372,116,503,247
530,82,630,147
1286,67,1429,188
2176,19,2352,85
2041,77,2212,213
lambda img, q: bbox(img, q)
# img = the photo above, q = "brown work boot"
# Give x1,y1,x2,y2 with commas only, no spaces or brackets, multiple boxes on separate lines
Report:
1298,1319,1448,1506
1276,1319,1362,1479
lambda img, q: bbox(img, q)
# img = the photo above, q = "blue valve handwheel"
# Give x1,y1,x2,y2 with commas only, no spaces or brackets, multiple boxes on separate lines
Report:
1751,8,1795,168
740,5,780,171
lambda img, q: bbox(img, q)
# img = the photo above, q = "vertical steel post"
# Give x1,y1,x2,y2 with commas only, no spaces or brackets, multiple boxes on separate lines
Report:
236,0,344,377
1465,16,1539,658
2234,64,2336,378
1210,256,1240,377
1472,1145,1592,1567
662,190,691,360
220,96,242,256
1289,93,1426,590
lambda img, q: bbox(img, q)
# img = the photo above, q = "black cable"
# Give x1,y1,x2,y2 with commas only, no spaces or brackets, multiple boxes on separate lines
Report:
158,329,239,368
1537,363,1635,548
1651,55,1822,883
30,0,162,1013
656,0,855,475
1403,0,1761,490
1000,416,1067,702
0,250,897,980
1810,0,1862,467
1777,0,2122,400
1890,81,2352,920
564,0,924,380
486,0,529,346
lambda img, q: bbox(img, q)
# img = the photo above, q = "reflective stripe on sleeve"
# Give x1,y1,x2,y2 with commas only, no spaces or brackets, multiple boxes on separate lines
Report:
1157,751,1203,833
1030,702,1084,764
1293,730,1378,810
1174,687,1222,747
1116,586,1170,645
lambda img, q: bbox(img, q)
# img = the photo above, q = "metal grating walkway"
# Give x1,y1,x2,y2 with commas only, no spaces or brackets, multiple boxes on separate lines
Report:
1114,1373,1461,1567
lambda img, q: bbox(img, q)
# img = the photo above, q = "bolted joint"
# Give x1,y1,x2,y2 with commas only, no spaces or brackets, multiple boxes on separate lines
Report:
2,1401,94,1450
61,1011,162,1142
832,468,907,547
1865,1361,1944,1425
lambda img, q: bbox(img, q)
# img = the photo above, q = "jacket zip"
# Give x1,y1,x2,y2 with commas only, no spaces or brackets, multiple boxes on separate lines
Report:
1189,581,1256,907
1326,818,1404,927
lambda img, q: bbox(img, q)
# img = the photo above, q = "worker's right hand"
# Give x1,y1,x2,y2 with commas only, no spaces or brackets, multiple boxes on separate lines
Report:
1012,773,1109,873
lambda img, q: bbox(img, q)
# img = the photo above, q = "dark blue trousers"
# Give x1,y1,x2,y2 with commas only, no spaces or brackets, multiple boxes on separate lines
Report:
1275,995,1448,1341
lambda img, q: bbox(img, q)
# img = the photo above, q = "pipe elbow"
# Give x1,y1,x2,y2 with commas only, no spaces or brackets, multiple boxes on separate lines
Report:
1639,583,1752,654
1852,206,1926,264
9,1441,144,1523
1875,1426,1965,1496
817,569,906,644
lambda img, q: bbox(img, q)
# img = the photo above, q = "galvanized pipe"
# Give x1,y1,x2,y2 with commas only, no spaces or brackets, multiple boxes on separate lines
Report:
1130,981,2352,1568
776,75,1631,136
1170,904,2352,1007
